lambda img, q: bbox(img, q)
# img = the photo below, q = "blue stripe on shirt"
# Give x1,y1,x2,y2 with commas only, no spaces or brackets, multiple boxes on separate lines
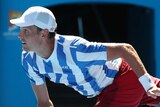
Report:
23,52,45,85
103,65,117,78
43,60,54,73
22,57,28,71
70,48,101,94
76,43,106,53
83,68,101,92
33,53,39,72
55,74,62,83
76,85,87,95
25,54,33,66
70,49,106,69
57,35,65,43
57,43,78,86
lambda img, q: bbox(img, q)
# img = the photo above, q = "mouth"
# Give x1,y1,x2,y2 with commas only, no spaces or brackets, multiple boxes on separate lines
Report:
21,41,27,45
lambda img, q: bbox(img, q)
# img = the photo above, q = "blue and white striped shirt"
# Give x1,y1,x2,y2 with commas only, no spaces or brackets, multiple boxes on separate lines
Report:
22,34,122,97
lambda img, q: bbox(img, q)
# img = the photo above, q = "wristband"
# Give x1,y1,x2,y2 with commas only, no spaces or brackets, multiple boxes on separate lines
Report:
138,73,155,92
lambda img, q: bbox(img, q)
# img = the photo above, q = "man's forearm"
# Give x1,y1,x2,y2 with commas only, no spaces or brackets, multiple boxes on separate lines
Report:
118,44,156,91
105,43,155,91
121,44,147,77
105,43,147,77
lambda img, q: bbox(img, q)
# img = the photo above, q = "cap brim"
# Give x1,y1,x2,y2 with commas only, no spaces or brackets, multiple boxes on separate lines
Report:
10,18,33,27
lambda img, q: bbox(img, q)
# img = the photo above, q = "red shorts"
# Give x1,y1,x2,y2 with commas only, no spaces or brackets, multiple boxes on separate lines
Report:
94,59,160,107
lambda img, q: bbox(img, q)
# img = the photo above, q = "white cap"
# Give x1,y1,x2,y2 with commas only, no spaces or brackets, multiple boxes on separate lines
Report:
10,6,57,32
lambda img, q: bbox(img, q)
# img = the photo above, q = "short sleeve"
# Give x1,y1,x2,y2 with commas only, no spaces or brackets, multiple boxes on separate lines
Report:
22,51,46,85
59,35,107,65
70,36,107,62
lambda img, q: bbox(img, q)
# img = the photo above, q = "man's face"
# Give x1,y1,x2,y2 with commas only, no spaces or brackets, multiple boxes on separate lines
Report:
18,25,42,52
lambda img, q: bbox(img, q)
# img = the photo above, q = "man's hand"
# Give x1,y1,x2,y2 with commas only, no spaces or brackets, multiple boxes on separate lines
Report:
147,86,160,99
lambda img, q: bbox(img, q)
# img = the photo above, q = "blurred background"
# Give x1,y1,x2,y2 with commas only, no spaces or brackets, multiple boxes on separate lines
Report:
0,0,160,107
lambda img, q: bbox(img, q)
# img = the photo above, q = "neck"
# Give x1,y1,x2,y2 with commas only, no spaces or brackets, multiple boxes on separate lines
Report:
36,38,54,59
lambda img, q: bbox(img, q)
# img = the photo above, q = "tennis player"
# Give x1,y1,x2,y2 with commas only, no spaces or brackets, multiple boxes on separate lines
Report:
10,6,160,107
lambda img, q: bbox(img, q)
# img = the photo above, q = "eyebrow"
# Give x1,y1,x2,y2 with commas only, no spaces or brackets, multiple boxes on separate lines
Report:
20,27,29,29
20,27,30,30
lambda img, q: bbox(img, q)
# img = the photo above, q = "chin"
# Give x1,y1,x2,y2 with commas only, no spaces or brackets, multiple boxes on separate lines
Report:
22,47,32,52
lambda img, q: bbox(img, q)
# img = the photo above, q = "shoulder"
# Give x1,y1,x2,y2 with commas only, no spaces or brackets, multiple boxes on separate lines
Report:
56,34,84,41
55,34,88,46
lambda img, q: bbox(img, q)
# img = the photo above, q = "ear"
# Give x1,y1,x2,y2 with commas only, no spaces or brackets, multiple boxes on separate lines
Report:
41,29,49,38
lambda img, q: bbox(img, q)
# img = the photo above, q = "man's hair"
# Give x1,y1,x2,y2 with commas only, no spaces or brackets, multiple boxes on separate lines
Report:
36,26,56,38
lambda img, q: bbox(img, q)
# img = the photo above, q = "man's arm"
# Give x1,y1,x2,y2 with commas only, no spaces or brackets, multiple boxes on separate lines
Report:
32,83,54,107
106,43,145,77
104,43,160,98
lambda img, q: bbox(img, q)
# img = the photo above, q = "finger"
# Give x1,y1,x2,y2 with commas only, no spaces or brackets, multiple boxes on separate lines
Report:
155,92,160,96
151,96,157,99
152,89,160,96
147,90,158,99
147,93,157,99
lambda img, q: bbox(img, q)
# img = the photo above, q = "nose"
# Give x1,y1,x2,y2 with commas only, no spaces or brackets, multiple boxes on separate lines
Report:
18,31,24,39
